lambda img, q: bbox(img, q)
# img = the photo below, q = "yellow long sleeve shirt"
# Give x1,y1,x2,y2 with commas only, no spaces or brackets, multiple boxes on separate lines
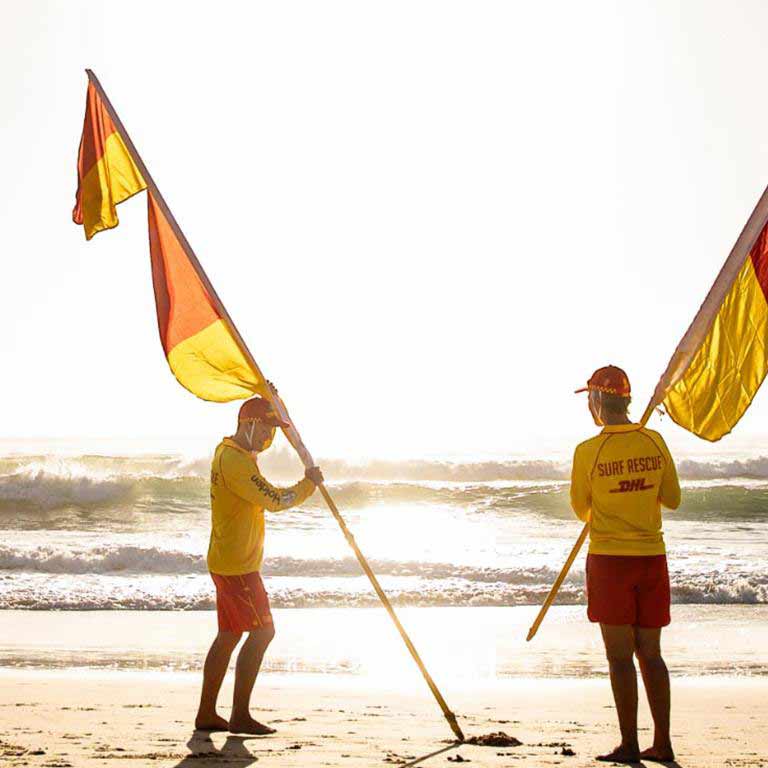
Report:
207,438,316,575
570,423,681,556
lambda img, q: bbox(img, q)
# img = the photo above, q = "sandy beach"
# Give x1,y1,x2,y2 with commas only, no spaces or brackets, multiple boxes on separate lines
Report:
0,607,767,767
1,670,766,767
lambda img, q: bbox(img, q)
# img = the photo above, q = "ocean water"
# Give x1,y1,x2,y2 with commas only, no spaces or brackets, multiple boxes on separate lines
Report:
3,606,767,679
1,447,767,614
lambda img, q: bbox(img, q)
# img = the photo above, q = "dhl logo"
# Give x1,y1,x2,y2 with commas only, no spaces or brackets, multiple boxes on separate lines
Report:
608,478,655,494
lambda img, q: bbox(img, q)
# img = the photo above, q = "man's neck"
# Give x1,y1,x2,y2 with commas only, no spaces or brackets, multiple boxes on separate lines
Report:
602,415,632,426
231,432,251,452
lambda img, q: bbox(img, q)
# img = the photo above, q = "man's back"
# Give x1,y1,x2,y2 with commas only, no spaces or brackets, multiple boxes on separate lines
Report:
570,423,681,556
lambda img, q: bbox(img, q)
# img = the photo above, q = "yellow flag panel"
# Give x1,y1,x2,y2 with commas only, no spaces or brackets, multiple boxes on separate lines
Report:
662,224,768,440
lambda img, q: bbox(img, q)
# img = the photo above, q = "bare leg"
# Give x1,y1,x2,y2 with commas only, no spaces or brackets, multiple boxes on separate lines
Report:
196,631,242,730
635,627,674,762
228,625,276,735
597,624,640,763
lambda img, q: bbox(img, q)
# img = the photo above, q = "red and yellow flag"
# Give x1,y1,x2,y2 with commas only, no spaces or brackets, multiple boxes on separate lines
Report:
73,72,265,402
72,82,146,239
147,194,265,401
646,187,768,440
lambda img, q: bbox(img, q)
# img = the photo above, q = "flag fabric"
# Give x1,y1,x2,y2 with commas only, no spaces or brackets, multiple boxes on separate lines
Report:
72,82,146,239
147,193,265,401
647,187,768,441
73,73,264,403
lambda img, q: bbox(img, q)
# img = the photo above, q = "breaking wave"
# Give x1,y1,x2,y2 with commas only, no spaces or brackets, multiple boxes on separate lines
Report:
0,544,205,574
1,543,766,608
3,470,768,523
5,450,768,491
0,544,564,581
7,450,768,480
0,471,138,510
0,575,765,610
0,468,206,513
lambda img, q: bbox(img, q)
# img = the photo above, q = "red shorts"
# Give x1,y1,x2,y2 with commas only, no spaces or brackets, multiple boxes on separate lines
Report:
586,554,670,628
210,571,273,633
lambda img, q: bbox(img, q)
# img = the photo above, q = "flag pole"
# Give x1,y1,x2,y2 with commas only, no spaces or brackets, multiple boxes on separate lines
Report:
84,70,464,743
273,396,464,741
526,522,588,642
526,402,657,642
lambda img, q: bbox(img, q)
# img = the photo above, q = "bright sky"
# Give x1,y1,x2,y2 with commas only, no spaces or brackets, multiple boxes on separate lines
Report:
2,1,768,461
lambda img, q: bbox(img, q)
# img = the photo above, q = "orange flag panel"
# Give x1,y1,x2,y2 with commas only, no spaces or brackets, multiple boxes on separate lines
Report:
148,194,219,353
147,193,265,402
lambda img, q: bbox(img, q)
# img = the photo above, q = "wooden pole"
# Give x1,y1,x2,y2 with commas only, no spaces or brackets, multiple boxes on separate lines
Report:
526,402,658,642
526,522,588,642
317,481,464,740
84,70,464,743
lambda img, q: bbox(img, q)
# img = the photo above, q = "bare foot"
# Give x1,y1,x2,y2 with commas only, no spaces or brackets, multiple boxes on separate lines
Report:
596,745,640,764
228,716,276,735
639,746,675,763
194,713,229,731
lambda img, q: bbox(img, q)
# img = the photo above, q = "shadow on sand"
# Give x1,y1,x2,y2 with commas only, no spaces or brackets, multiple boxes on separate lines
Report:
400,741,461,767
172,733,463,767
170,732,685,767
172,732,260,767
599,761,684,768
400,743,686,767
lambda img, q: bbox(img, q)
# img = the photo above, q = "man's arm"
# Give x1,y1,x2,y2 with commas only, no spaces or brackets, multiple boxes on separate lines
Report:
221,448,319,512
658,440,681,510
570,446,591,522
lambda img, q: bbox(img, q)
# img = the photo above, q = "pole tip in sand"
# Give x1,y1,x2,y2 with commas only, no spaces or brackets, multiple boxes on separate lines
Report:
446,713,465,742
526,627,536,642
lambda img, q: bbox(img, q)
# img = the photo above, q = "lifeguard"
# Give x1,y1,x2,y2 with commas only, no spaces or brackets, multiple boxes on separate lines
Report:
571,365,680,764
195,395,323,735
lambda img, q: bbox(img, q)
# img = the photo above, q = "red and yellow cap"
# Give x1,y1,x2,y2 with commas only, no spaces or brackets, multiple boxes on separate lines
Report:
575,365,631,397
238,397,289,428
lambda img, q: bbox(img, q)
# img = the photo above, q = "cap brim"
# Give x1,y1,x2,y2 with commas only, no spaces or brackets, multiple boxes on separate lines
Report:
574,387,589,394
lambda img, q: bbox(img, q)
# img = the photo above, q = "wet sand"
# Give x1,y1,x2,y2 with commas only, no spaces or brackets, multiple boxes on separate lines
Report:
1,670,765,767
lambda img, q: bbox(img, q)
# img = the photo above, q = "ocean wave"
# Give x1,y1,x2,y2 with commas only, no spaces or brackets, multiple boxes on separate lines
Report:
678,456,768,480
4,473,768,523
0,544,206,574
0,451,571,482
0,470,138,510
0,460,571,515
320,482,768,521
0,544,573,582
0,468,206,513
5,451,768,523
320,454,768,483
0,574,765,609
672,579,768,605
8,450,768,483
1,544,766,606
